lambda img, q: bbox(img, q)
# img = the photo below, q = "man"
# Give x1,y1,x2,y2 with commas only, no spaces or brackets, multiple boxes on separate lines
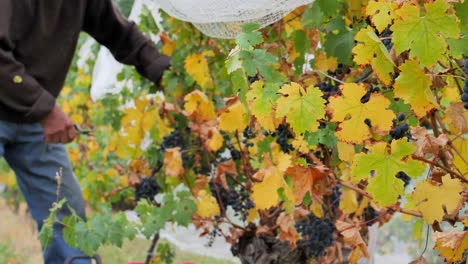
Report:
0,0,170,263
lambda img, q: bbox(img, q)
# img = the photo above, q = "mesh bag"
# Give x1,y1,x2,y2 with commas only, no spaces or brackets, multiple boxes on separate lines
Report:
155,0,315,38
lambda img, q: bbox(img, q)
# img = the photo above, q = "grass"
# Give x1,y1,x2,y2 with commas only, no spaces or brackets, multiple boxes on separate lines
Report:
0,199,236,264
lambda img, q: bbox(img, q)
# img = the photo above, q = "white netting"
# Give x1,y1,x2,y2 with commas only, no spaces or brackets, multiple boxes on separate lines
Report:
155,0,315,38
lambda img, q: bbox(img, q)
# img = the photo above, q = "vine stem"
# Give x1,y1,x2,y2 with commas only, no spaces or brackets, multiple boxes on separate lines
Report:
145,232,160,264
316,70,345,84
411,155,468,184
337,179,465,221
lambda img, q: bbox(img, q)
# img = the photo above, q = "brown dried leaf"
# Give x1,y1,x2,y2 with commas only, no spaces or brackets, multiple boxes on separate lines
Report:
411,126,448,158
285,164,328,205
336,221,369,259
446,102,468,134
277,214,300,248
163,147,185,178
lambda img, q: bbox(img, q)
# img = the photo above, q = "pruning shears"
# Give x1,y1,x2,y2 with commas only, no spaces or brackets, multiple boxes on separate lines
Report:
73,123,94,136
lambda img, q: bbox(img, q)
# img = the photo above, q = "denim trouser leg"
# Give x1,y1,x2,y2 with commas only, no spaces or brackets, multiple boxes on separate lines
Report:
0,121,91,264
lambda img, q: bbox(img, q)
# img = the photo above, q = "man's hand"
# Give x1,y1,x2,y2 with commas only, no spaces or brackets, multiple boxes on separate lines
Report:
40,105,76,144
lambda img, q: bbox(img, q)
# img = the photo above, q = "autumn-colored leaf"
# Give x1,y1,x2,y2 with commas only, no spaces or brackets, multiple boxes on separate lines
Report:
277,214,300,248
433,231,468,263
336,221,369,259
246,81,279,131
340,189,359,214
451,136,468,172
366,0,397,32
163,147,185,178
285,164,327,205
411,126,448,158
184,51,215,89
218,101,248,133
313,51,338,73
351,140,426,205
251,155,295,210
445,102,468,134
195,190,220,218
391,0,460,67
276,82,327,134
410,175,464,224
207,127,224,152
184,90,216,121
328,83,394,144
393,60,438,117
353,27,394,85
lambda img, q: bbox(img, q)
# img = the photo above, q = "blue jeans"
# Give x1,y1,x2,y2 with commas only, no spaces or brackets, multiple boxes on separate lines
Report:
0,120,90,264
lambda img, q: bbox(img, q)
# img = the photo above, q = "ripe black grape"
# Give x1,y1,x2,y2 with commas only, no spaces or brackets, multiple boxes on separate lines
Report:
275,124,294,153
135,177,161,202
389,121,412,142
461,93,468,103
295,214,335,259
160,129,185,150
209,181,254,221
380,27,393,51
396,171,411,187
363,206,379,226
325,185,341,218
397,113,406,121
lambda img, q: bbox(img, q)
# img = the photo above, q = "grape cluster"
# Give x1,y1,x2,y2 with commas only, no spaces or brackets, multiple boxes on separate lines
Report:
331,64,351,75
380,28,393,51
160,129,194,168
209,181,254,221
395,171,411,187
360,86,381,104
205,228,221,247
363,206,379,226
325,185,341,218
160,129,185,150
135,177,161,202
227,144,241,160
315,82,340,102
242,127,255,147
461,59,468,110
275,124,294,153
295,214,335,259
389,113,412,142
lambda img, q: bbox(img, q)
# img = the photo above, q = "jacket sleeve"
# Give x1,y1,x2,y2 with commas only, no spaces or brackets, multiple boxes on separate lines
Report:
0,0,56,122
83,0,170,85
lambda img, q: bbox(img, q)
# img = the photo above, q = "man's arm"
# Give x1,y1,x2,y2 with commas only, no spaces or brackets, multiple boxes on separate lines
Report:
83,0,171,86
0,0,75,143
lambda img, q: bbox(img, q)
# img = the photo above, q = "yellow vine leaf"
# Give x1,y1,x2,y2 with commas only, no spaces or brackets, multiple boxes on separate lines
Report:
445,102,468,134
246,81,279,131
163,147,185,178
451,136,468,172
410,175,464,224
184,90,216,121
391,0,460,67
276,82,326,135
394,60,438,117
351,140,426,206
195,190,220,218
184,51,215,89
251,155,295,210
292,135,309,154
218,101,248,133
353,27,394,85
207,128,224,152
328,83,394,144
433,231,468,263
313,51,338,73
337,142,355,164
366,0,397,33
340,189,359,214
